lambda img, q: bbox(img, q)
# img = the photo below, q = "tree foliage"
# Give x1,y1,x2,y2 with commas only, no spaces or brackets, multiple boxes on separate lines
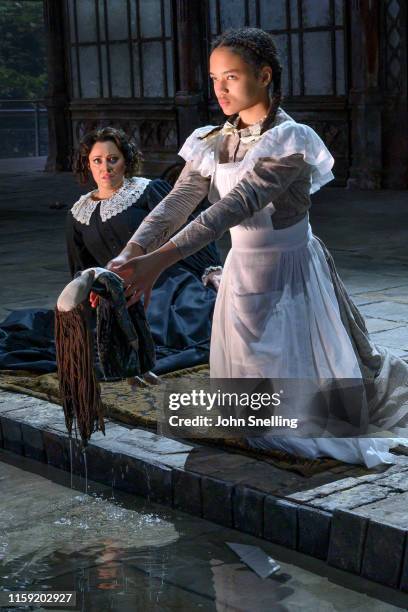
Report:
0,0,47,99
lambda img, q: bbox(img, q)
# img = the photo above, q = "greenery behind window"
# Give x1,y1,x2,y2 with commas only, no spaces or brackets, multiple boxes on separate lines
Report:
0,0,47,99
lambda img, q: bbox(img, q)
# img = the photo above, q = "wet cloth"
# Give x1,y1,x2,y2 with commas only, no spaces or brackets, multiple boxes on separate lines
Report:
0,271,215,376
55,267,156,443
129,107,408,468
68,267,156,379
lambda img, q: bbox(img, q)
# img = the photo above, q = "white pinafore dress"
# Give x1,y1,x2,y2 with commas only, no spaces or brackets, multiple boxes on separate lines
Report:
178,119,408,468
208,150,408,468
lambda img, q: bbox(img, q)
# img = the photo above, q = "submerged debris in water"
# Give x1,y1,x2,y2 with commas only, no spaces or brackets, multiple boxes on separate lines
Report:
226,543,281,579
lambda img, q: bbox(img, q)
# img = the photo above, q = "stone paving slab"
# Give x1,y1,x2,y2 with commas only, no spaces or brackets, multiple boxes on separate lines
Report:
382,347,408,360
365,318,406,334
370,327,408,351
352,295,385,307
327,510,368,574
352,492,408,528
286,473,389,503
361,521,407,588
356,286,408,305
306,484,398,512
343,277,408,297
361,302,408,323
2,389,408,593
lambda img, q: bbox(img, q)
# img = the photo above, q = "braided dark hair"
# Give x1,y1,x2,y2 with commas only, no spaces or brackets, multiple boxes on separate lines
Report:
211,28,283,131
73,127,143,185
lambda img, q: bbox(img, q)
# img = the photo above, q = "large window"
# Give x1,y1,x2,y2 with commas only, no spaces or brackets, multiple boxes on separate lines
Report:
208,0,346,97
66,0,174,99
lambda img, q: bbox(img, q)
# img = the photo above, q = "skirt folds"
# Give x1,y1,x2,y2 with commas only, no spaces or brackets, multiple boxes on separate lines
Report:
210,217,408,467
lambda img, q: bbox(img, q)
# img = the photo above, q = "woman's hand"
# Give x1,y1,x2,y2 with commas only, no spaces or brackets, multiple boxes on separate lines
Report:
202,266,223,292
89,290,99,308
107,242,149,307
107,242,145,272
115,252,162,308
206,269,222,292
109,241,182,308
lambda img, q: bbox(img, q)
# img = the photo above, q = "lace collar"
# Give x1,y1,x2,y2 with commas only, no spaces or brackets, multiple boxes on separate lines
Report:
71,176,151,225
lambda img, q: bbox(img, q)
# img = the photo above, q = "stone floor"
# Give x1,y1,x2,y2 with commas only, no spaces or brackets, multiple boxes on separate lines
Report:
0,169,407,358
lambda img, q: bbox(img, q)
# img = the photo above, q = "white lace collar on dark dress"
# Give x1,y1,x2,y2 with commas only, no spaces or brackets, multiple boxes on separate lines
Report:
71,176,151,225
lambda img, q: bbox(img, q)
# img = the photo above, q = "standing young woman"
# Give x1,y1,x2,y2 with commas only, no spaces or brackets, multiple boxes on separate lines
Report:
108,28,408,466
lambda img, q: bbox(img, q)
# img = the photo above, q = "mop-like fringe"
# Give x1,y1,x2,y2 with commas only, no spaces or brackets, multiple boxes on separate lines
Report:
55,305,105,445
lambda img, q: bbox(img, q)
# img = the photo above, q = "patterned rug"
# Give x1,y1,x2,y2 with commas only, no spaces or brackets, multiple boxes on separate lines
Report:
0,367,345,476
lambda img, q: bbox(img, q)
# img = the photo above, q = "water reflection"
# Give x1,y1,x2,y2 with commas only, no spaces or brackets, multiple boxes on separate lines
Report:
0,452,405,612
1,490,178,572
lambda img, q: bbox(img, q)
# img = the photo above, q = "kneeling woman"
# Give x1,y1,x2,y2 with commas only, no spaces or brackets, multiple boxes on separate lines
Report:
67,127,222,375
106,29,408,467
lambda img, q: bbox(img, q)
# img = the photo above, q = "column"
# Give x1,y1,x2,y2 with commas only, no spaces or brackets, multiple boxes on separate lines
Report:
43,0,71,172
381,0,408,188
174,0,209,146
347,0,383,189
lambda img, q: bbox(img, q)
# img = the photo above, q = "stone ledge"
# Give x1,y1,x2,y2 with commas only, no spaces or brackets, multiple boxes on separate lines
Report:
1,389,408,593
264,497,298,549
297,506,331,560
328,510,368,574
232,485,264,538
361,521,407,588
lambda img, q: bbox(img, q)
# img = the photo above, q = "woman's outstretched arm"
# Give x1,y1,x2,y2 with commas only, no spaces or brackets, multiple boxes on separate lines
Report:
110,154,308,307
171,154,308,258
126,162,210,254
108,162,210,270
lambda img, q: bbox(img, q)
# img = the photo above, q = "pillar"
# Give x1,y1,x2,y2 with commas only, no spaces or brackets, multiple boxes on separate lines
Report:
43,0,71,172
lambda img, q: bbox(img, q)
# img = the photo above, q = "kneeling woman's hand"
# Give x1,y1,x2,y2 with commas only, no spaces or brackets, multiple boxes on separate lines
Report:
116,252,163,308
108,241,182,309
108,242,145,272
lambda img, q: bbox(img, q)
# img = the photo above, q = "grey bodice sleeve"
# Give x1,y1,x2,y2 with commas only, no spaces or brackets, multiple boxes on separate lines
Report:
171,154,311,258
129,162,210,253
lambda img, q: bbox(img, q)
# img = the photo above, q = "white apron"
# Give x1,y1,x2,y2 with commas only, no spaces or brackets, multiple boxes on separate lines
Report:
209,158,407,467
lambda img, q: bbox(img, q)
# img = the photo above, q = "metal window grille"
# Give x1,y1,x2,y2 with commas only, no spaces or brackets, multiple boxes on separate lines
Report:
64,0,175,99
207,0,347,99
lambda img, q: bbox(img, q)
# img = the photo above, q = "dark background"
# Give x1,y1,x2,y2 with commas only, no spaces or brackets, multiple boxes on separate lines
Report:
0,0,407,188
